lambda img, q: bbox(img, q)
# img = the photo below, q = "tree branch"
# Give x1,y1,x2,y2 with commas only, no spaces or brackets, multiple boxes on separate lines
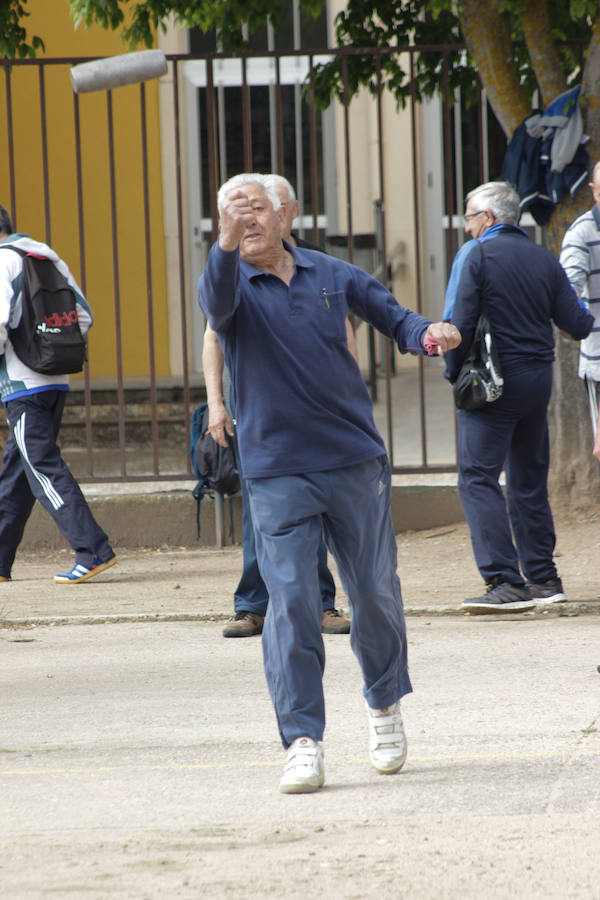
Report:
519,0,566,107
460,0,531,137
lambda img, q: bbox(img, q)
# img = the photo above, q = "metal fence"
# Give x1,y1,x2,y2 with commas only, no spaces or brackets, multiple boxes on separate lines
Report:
0,44,493,482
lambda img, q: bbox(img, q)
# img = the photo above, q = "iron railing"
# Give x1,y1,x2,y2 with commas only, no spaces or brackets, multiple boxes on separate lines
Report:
0,44,494,481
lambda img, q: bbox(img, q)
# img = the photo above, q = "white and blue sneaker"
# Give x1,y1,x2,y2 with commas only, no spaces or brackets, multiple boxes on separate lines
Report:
54,555,117,584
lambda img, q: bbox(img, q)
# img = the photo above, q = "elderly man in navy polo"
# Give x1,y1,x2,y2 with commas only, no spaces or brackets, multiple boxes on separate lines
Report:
198,173,460,794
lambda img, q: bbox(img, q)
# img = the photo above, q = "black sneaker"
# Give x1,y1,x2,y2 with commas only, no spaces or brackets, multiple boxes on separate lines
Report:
526,578,566,605
463,581,536,614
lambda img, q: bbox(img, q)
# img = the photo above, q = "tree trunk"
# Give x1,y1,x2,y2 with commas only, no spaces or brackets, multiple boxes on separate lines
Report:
463,2,600,508
546,194,600,508
542,24,600,509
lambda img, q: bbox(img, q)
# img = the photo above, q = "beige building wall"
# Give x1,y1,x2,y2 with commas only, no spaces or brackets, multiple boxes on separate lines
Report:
327,1,420,370
326,3,418,290
381,80,419,313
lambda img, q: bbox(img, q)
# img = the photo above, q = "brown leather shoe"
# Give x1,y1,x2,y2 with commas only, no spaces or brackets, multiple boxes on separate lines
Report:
321,607,351,634
222,611,265,638
0,576,10,582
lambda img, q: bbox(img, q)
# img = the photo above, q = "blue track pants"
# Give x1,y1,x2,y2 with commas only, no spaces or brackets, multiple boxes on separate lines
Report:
233,462,336,615
0,390,113,577
246,455,411,748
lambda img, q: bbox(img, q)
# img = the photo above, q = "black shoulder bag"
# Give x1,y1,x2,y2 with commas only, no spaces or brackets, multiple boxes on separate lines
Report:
452,243,504,411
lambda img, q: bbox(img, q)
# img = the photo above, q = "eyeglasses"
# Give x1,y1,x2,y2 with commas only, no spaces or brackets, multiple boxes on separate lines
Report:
463,210,485,224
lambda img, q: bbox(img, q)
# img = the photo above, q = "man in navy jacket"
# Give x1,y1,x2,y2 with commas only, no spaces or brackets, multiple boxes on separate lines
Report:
444,181,593,614
198,172,460,794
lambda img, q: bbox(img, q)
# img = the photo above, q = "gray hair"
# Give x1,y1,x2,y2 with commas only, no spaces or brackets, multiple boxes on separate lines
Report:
217,173,281,216
266,174,296,204
466,181,520,226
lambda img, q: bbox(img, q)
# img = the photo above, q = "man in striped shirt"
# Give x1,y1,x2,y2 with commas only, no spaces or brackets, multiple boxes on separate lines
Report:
560,162,600,460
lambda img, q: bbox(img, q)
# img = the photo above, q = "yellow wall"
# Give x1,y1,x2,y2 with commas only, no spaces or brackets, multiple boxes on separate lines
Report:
0,0,171,380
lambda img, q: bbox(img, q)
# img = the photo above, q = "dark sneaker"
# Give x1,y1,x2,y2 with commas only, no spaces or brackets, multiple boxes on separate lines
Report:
321,607,351,634
463,581,536,614
222,611,265,638
527,578,566,605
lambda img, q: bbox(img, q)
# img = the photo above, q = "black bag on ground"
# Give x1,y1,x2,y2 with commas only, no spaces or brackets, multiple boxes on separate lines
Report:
3,245,86,375
452,243,503,411
190,402,240,539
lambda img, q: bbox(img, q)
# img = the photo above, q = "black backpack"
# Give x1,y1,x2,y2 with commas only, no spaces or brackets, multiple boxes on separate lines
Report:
190,401,241,539
2,245,87,375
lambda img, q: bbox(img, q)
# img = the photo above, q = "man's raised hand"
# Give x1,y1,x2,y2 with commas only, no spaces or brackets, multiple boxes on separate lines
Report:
219,189,257,251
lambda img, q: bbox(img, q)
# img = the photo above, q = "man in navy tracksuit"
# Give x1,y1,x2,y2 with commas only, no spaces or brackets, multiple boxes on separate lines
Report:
0,205,116,585
444,181,593,613
198,173,461,793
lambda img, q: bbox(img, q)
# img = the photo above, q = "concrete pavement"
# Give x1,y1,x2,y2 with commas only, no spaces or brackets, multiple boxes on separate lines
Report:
2,503,600,897
1,616,600,898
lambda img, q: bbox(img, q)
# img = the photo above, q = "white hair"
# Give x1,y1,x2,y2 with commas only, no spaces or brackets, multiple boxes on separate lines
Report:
466,181,520,225
266,174,296,204
217,173,281,216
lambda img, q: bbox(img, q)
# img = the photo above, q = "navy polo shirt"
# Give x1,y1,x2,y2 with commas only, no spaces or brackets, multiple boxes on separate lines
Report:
198,241,431,479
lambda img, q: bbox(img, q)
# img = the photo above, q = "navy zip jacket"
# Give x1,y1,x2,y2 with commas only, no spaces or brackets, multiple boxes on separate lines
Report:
444,224,593,383
198,241,432,479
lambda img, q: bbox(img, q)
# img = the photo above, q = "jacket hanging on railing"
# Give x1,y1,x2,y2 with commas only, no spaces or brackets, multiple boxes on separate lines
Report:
501,86,589,226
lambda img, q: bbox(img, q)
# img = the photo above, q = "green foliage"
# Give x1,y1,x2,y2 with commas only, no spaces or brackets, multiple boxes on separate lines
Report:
569,0,596,21
0,0,597,97
68,0,324,52
313,0,594,110
69,0,125,33
312,0,475,110
0,0,44,58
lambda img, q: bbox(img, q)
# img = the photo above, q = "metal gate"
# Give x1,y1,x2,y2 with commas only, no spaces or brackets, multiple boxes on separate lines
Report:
0,44,502,482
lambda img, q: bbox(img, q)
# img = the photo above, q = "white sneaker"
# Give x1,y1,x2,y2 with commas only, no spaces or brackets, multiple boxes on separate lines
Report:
366,699,407,774
279,737,325,794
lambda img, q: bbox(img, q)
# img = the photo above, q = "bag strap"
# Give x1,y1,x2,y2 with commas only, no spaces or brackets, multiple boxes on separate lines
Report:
0,241,28,259
0,244,26,257
477,240,488,315
228,497,235,544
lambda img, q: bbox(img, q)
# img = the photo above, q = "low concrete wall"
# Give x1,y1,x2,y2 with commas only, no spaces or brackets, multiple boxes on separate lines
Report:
390,484,465,533
20,483,464,550
20,491,235,550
